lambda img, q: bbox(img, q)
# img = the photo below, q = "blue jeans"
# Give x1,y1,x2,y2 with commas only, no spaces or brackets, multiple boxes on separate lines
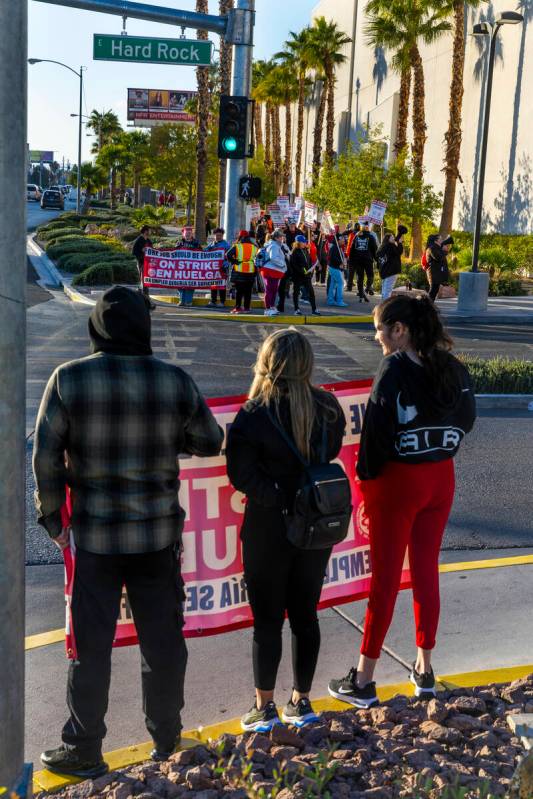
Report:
327,268,344,305
180,289,194,305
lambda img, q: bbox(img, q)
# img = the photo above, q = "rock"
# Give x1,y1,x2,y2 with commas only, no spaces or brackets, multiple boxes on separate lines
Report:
445,713,483,732
502,685,526,704
213,734,236,757
369,707,396,725
426,699,448,723
301,723,329,745
169,750,195,767
275,789,298,799
390,723,410,739
450,696,487,716
269,725,305,749
330,718,354,742
245,733,272,753
270,745,300,760
92,775,118,793
419,720,461,744
403,749,432,769
192,792,218,799
108,785,134,799
471,730,499,748
184,766,213,791
332,749,353,761
361,787,392,798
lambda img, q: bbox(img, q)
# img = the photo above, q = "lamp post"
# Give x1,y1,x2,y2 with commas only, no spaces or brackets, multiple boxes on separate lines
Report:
458,11,523,312
28,58,86,212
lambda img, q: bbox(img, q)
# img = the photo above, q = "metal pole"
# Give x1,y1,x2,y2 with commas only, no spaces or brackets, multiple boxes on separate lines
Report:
344,0,359,150
33,0,227,35
223,0,254,242
77,67,83,213
0,0,27,791
471,26,499,273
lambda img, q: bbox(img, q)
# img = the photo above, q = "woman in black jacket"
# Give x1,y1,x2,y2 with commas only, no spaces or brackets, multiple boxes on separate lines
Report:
226,329,345,731
377,225,408,299
426,234,452,301
289,237,320,316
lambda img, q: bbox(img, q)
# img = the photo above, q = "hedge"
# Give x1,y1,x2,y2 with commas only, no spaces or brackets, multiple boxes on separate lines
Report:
72,260,138,286
46,240,110,259
58,251,134,273
39,226,84,241
460,356,533,394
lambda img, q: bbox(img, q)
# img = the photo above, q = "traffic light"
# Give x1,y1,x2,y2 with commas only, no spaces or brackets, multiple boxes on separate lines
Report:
218,95,249,159
239,175,262,200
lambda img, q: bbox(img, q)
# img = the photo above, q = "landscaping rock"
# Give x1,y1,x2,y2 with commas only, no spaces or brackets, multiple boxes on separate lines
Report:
270,725,304,749
426,699,448,723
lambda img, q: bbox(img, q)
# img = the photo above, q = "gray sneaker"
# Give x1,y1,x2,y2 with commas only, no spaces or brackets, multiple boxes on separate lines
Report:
282,697,319,727
241,700,282,732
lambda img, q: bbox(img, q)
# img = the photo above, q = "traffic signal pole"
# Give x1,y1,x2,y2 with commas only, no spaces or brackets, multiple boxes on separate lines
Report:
0,0,27,793
223,0,255,242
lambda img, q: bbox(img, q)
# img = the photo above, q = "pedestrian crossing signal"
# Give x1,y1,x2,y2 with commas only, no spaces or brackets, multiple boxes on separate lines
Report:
218,95,249,159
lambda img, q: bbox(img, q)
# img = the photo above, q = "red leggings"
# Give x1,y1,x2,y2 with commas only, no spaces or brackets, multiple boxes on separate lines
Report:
360,459,455,659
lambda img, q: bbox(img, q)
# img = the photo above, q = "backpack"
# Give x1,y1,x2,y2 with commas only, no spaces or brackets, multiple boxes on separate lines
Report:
421,250,429,271
266,409,352,550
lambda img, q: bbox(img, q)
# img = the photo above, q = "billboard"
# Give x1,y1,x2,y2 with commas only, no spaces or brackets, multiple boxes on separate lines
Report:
29,150,54,163
127,88,196,125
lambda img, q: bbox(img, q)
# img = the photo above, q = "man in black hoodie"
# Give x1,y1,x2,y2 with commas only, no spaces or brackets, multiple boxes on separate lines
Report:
347,221,378,300
33,286,224,778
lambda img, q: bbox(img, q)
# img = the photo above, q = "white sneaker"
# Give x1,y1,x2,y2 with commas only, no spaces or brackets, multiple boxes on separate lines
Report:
264,309,275,316
270,308,280,315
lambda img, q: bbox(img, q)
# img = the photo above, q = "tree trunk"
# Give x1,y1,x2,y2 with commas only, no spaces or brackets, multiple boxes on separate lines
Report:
325,67,335,164
439,0,465,235
265,103,272,174
295,75,305,196
395,62,411,156
194,0,210,244
312,81,327,186
254,102,263,152
272,106,282,194
119,169,126,197
410,45,426,261
283,101,292,195
110,168,116,210
217,0,233,221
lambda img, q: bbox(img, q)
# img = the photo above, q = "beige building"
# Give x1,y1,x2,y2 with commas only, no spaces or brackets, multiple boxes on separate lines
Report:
294,0,533,233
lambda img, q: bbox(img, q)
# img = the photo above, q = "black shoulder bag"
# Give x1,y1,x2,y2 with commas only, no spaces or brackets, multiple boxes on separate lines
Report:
266,410,353,550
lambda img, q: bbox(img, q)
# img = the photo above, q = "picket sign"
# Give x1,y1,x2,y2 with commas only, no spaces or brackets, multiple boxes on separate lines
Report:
367,200,387,226
304,201,317,227
62,380,411,658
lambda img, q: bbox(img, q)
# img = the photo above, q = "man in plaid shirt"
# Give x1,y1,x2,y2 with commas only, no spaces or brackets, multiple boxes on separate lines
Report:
33,286,223,778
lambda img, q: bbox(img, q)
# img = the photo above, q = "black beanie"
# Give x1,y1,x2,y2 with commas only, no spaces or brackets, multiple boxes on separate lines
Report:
89,286,152,356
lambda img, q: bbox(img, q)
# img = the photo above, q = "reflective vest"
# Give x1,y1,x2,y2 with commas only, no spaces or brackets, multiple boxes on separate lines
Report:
233,242,257,274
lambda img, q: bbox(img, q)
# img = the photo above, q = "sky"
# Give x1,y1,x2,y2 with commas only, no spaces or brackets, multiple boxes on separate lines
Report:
27,0,317,164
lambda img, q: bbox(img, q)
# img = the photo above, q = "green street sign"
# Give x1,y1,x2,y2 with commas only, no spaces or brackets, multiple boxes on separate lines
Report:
93,34,213,66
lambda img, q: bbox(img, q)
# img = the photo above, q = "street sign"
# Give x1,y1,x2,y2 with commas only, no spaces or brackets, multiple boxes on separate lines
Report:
93,34,213,67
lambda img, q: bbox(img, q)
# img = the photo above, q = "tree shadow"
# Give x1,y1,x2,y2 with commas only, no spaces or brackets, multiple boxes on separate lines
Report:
372,47,388,106
493,153,533,233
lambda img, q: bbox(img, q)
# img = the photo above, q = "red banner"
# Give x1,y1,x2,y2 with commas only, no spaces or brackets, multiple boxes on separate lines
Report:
143,247,226,290
63,381,411,658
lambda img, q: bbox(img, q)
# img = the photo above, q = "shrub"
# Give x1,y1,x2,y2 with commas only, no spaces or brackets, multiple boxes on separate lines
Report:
47,240,110,259
460,356,533,393
131,204,175,227
489,276,526,296
45,235,89,252
72,263,114,286
39,226,84,241
111,261,139,283
120,229,142,243
57,251,133,274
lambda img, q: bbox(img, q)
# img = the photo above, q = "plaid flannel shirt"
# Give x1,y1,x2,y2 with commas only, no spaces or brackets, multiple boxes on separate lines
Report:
33,353,223,554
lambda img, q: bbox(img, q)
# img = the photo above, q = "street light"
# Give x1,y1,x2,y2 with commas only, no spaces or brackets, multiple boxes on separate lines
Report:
28,58,86,213
459,10,524,312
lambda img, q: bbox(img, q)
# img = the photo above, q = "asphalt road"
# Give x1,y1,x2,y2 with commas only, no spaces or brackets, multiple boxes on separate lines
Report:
26,196,76,231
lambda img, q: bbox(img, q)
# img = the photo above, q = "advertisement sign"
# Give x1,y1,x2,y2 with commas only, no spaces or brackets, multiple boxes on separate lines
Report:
367,200,387,226
143,247,226,289
94,34,212,67
62,381,411,657
29,150,54,163
128,88,196,125
304,201,317,227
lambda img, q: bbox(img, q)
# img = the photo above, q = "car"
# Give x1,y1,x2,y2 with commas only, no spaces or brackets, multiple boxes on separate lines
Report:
27,184,41,202
41,189,64,210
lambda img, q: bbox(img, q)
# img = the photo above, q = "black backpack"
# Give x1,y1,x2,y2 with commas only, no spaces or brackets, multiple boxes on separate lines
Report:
266,409,352,550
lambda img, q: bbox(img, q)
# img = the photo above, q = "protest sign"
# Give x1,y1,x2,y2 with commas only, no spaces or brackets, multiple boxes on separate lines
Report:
276,195,290,215
367,200,387,226
245,202,261,231
143,247,226,289
267,203,285,226
321,210,335,234
62,380,411,658
304,201,317,227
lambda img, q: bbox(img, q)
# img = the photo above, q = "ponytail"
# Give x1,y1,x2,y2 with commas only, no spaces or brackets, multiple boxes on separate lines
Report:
375,295,459,401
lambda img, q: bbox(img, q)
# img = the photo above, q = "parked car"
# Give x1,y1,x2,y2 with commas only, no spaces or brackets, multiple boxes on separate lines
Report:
41,189,64,210
27,184,41,202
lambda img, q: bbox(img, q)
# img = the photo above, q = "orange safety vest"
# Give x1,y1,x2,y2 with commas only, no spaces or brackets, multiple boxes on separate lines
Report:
233,242,257,274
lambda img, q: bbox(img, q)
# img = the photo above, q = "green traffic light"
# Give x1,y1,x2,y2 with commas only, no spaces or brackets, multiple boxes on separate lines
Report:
223,136,238,153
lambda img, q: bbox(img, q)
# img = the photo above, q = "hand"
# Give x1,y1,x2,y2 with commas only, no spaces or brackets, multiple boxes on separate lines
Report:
53,527,71,551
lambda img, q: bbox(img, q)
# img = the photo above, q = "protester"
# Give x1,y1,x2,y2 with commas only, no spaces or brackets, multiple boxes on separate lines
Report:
33,287,224,777
132,225,156,310
425,234,452,301
328,295,476,708
260,229,287,316
313,224,328,285
206,227,230,308
283,218,305,249
289,236,320,316
326,233,348,307
347,221,378,301
226,329,346,730
255,215,268,247
227,230,258,314
276,234,292,314
176,226,202,307
377,225,408,300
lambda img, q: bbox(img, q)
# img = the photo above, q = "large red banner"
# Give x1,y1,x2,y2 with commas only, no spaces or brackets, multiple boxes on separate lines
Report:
63,381,411,658
143,247,226,290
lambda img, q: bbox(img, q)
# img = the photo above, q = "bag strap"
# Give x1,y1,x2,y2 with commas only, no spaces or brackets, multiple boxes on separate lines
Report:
265,407,327,469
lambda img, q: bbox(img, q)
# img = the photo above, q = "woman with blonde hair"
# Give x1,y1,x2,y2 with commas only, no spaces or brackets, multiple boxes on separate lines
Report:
227,329,346,731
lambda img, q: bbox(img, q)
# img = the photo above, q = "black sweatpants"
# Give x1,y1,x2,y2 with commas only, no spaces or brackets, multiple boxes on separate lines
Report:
242,524,332,693
428,279,442,301
277,275,290,312
210,288,227,304
355,261,374,297
235,280,253,310
62,546,187,758
293,278,316,312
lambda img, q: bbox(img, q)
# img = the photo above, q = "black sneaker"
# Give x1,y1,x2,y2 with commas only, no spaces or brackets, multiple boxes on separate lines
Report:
282,697,319,727
241,700,282,732
312,310,321,316
150,736,181,762
328,667,379,708
366,288,375,296
40,745,108,779
410,663,436,698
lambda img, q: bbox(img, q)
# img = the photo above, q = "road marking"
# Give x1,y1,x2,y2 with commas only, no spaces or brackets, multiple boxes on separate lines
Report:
25,628,65,650
33,662,533,792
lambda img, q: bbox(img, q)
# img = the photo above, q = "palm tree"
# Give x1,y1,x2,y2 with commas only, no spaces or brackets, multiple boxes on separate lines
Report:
307,17,351,166
365,0,451,257
252,60,277,175
121,129,151,206
86,109,122,153
73,162,107,212
251,60,268,154
96,142,130,209
271,64,299,194
194,0,210,243
218,0,234,214
275,28,313,195
439,0,485,235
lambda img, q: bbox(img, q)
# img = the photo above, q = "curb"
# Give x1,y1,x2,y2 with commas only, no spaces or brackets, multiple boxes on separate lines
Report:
159,310,374,325
475,394,533,410
27,235,63,289
62,283,95,307
33,662,533,793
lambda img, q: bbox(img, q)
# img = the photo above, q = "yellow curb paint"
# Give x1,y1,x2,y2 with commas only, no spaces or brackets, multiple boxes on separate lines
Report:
162,311,374,326
439,554,533,573
437,663,533,690
153,295,264,309
25,629,65,651
63,285,93,306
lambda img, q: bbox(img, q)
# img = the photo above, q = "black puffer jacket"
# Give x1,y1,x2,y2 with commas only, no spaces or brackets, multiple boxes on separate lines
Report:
377,240,403,279
289,247,312,280
427,243,450,283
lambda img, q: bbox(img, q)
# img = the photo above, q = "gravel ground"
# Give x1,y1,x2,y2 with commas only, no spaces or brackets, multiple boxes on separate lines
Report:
37,677,533,799
26,440,62,565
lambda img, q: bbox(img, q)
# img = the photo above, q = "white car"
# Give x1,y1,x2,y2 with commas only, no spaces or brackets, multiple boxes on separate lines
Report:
27,184,41,201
